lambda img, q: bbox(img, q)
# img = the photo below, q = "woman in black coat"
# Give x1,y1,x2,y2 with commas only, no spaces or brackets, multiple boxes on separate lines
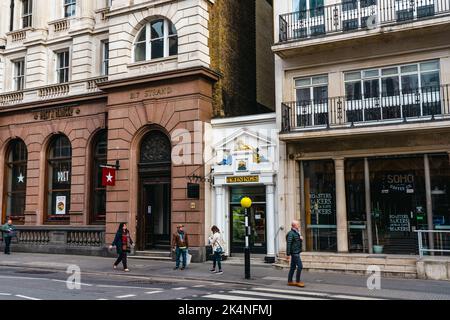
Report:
109,223,133,272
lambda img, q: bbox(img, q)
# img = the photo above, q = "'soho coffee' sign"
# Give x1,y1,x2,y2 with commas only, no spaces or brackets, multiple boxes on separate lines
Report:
382,173,415,194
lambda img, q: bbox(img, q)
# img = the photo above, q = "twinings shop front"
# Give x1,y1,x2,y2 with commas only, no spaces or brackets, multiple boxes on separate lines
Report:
301,154,450,255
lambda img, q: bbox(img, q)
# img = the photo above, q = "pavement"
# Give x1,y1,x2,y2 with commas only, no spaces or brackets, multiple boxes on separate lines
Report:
1,252,450,300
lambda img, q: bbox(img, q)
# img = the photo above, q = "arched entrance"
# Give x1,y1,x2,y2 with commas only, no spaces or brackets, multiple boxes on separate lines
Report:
137,130,172,250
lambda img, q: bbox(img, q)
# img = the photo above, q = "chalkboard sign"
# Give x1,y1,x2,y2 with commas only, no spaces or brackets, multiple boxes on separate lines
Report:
389,214,411,232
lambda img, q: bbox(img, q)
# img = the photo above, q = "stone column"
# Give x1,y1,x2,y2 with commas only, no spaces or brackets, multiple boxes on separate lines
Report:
215,185,224,235
265,184,276,263
335,158,348,253
364,158,374,254
424,154,435,253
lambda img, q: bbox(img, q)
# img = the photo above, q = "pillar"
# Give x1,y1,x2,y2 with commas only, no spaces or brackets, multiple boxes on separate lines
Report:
424,154,435,253
215,185,224,236
364,158,374,254
335,158,348,253
265,184,276,263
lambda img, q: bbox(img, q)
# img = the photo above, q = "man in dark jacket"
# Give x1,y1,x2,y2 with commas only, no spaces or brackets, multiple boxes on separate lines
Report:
172,224,189,270
286,220,304,287
2,218,16,255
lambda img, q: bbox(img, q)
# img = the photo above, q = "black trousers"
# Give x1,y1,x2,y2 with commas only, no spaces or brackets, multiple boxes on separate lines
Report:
114,252,128,269
4,237,11,254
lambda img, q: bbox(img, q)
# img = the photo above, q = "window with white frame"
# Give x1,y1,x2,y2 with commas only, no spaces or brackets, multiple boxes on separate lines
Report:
13,59,25,91
64,0,76,18
56,50,70,83
294,75,329,126
102,41,109,76
134,19,178,62
22,0,33,28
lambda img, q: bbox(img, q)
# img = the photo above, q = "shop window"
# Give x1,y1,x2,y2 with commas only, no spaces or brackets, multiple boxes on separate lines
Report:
3,139,27,225
90,130,107,224
46,135,72,224
303,160,337,252
134,19,178,63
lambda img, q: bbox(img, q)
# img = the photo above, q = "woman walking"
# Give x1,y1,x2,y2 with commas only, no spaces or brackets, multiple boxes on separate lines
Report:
208,226,224,274
109,223,133,272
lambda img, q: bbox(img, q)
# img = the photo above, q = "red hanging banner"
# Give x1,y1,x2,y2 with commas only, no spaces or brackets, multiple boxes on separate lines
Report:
102,167,116,187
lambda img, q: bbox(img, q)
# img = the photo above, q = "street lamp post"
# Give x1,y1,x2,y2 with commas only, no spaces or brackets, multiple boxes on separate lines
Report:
241,196,252,280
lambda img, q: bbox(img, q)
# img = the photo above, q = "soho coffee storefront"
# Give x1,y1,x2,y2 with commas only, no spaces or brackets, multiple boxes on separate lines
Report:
292,132,450,256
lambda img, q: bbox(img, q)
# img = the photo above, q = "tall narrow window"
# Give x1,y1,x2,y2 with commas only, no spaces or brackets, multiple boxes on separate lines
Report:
64,0,76,18
13,59,25,91
102,41,109,76
46,135,72,224
4,140,27,225
90,131,107,224
56,50,70,83
134,19,178,62
22,0,33,28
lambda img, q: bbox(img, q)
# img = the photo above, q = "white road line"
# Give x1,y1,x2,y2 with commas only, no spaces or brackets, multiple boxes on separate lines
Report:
15,294,41,301
115,294,137,299
331,294,384,300
51,279,93,287
97,299,109,301
145,291,164,295
192,285,205,288
252,287,330,298
97,284,163,290
0,293,12,296
203,294,266,301
212,283,224,286
230,290,327,301
172,287,187,290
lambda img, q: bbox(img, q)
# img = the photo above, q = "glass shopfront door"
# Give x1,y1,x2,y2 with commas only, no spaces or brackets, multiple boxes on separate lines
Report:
230,186,267,254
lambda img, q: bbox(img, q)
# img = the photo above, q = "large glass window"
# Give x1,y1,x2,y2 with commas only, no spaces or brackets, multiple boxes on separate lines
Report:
303,160,337,252
46,135,72,224
56,50,70,83
90,131,107,224
13,59,25,91
4,140,27,225
64,0,76,18
22,0,33,28
134,19,178,62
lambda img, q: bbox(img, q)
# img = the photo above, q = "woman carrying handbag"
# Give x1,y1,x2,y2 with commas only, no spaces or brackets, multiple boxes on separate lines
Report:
208,225,224,274
109,223,134,272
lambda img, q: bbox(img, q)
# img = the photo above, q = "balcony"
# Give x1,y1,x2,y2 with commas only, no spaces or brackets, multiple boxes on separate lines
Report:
281,85,450,136
278,0,450,44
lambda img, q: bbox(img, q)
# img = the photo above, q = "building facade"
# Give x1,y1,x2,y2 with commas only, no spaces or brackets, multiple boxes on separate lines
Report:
0,0,274,261
274,0,450,256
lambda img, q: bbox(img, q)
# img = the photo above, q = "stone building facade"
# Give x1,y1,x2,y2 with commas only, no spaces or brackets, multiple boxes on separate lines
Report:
0,0,274,261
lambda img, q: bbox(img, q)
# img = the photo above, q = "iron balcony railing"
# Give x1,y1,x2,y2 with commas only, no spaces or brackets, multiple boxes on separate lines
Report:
279,0,450,43
281,85,450,132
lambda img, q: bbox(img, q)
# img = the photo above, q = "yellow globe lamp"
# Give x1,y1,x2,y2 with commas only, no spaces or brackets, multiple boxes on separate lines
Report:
240,197,252,209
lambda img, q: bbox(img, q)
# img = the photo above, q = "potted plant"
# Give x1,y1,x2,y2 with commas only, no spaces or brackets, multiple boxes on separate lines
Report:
372,207,384,254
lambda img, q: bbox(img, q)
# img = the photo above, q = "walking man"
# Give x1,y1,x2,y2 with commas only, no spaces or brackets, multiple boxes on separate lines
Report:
172,224,189,270
286,220,304,288
2,218,16,255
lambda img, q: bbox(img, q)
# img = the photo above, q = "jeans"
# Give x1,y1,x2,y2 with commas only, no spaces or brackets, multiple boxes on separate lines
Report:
176,247,187,268
212,251,222,271
4,237,11,254
114,252,128,269
288,253,303,283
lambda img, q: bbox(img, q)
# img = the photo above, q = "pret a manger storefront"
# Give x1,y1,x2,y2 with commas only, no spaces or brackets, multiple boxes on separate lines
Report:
286,131,450,255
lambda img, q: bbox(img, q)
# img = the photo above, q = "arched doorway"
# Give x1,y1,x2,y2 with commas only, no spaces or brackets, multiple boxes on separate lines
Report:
137,130,172,250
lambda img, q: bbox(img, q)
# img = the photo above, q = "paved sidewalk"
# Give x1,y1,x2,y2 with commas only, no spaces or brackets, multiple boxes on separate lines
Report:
1,252,450,299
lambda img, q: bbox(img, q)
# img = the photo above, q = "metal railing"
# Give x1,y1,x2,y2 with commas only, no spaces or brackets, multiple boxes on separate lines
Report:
279,0,450,43
281,85,450,132
416,230,450,258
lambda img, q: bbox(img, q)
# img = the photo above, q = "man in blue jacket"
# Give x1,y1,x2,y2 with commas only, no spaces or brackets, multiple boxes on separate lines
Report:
2,218,16,255
286,220,304,287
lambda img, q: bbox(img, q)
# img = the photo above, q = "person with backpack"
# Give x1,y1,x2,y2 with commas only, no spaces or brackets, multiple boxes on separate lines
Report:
208,225,224,274
2,218,16,255
172,224,189,270
286,220,305,287
109,223,133,272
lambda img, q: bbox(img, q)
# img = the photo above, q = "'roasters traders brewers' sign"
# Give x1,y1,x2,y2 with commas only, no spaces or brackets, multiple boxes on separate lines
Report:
33,106,80,121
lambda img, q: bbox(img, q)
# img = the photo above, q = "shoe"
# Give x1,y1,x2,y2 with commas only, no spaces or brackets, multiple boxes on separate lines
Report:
209,269,216,273
288,282,296,287
295,282,305,288
181,267,185,270
215,270,223,275
173,267,179,270
124,269,130,272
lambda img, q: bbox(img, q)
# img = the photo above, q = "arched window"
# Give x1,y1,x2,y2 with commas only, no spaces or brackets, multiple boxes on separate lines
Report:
46,135,72,224
134,19,178,62
3,139,27,224
90,130,107,224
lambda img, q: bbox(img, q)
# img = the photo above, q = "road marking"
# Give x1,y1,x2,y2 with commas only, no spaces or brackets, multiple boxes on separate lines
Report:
202,294,266,301
115,294,137,299
0,293,12,296
252,287,330,298
52,279,93,287
262,276,286,281
145,291,164,295
15,294,41,301
97,299,108,301
331,295,384,300
97,284,163,290
192,285,205,288
212,283,224,286
230,290,327,300
172,287,187,290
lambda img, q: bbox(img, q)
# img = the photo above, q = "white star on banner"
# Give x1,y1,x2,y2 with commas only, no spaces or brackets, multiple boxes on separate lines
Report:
18,173,25,183
106,173,113,183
